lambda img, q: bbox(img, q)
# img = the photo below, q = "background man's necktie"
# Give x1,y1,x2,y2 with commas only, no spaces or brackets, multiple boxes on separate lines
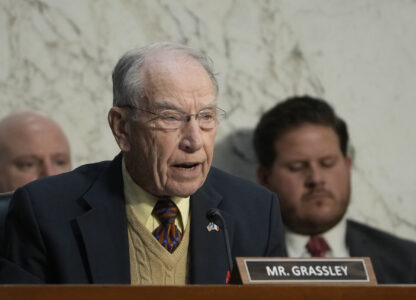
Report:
152,199,182,253
306,236,330,257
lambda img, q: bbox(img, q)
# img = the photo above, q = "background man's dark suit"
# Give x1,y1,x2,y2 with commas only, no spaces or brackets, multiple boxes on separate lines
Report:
0,154,286,284
346,219,416,284
0,192,12,255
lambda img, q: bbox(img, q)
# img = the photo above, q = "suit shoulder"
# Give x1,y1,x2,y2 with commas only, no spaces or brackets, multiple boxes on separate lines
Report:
347,219,416,283
347,219,416,254
207,167,274,199
24,160,111,193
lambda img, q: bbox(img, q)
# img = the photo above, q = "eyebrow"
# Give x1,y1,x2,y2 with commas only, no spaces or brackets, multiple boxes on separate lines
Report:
152,100,179,110
13,155,39,161
152,99,218,112
51,153,71,159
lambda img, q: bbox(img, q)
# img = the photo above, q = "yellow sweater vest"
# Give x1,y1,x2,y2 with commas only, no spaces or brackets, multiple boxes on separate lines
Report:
126,204,190,285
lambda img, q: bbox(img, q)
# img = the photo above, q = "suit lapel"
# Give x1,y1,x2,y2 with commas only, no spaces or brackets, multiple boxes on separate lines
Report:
346,220,384,283
189,174,235,284
76,154,130,284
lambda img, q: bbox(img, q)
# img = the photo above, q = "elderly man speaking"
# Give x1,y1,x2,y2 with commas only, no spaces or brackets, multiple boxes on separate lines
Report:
0,43,285,284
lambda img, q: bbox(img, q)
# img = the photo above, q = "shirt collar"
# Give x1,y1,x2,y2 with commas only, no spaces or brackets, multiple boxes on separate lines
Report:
121,157,189,230
285,215,349,257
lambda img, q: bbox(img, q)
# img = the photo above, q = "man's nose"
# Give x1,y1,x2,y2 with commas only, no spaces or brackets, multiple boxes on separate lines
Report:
305,165,324,188
179,118,203,153
38,161,58,178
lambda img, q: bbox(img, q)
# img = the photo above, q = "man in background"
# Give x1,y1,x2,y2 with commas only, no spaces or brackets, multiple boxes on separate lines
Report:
0,42,285,284
253,95,416,284
0,112,72,251
0,112,72,193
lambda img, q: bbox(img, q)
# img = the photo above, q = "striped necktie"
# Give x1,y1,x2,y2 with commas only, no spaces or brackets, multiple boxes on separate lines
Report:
152,199,182,253
306,236,330,257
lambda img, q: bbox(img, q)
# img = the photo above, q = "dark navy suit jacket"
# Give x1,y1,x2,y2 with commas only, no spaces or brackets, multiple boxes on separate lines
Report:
0,154,286,284
346,219,416,284
0,192,13,255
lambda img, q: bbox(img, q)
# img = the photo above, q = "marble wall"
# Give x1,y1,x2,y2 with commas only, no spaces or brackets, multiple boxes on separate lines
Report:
1,0,415,242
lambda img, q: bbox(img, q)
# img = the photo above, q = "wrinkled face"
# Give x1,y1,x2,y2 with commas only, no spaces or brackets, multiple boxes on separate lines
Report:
258,124,351,235
0,120,72,192
121,54,217,197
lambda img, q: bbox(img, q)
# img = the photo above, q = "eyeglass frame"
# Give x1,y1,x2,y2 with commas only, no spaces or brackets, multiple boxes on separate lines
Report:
118,104,226,130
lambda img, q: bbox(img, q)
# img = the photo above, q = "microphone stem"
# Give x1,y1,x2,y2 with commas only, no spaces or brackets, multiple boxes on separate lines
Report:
216,213,233,273
207,208,234,283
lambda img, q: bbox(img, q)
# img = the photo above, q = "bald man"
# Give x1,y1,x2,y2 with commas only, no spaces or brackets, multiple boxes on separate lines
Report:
0,112,72,193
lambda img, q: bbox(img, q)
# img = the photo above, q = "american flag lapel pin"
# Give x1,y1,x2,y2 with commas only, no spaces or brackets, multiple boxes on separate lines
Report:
206,222,219,232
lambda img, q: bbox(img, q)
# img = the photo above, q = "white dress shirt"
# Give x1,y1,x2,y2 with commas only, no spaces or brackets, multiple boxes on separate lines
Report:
285,216,350,258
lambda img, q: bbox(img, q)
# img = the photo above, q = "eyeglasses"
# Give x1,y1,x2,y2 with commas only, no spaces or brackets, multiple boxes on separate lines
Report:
120,105,226,130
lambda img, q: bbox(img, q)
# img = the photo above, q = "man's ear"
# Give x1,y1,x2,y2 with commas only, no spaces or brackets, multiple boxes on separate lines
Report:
257,165,270,187
345,155,352,172
108,107,131,151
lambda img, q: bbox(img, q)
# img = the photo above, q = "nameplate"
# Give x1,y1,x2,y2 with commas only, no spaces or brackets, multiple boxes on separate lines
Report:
234,257,377,285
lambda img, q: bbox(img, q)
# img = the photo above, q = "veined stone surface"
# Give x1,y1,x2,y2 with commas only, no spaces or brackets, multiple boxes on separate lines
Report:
0,0,415,242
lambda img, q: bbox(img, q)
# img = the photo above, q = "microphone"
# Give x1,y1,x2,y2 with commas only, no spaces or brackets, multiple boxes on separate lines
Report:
207,208,233,283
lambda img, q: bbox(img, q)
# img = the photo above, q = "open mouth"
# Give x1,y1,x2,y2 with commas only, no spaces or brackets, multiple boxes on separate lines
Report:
173,162,200,170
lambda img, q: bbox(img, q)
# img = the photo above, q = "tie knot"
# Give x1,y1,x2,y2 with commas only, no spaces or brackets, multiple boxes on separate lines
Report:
306,236,330,257
153,199,179,224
